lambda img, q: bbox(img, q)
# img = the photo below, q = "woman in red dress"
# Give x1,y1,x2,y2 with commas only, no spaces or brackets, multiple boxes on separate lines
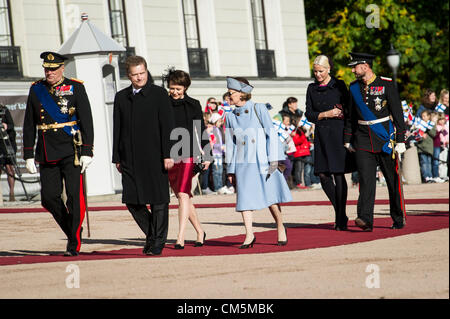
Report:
165,69,212,249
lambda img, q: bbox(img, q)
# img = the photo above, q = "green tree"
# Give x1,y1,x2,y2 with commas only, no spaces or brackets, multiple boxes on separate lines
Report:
304,0,449,110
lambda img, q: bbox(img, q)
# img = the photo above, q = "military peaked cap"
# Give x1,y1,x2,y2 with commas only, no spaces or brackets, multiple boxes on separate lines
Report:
40,51,68,68
348,52,375,67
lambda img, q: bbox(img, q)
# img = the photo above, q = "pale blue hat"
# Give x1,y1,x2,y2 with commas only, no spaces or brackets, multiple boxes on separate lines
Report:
226,77,254,93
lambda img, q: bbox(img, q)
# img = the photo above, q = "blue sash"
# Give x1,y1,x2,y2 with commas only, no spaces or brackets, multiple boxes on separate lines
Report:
32,82,79,136
349,82,394,154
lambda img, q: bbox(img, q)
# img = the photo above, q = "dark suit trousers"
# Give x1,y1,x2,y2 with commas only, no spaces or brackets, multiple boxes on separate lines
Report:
126,203,169,248
40,155,85,252
355,150,404,227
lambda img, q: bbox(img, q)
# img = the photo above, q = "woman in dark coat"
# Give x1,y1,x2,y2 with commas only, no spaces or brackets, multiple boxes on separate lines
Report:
112,56,174,255
305,55,354,230
164,69,212,249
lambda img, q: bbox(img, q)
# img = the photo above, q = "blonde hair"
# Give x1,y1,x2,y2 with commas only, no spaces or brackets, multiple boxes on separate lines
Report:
313,55,331,70
439,89,449,103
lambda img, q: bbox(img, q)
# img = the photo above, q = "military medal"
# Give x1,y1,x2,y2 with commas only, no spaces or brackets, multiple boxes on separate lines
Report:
382,100,387,108
69,107,76,116
58,98,69,114
374,97,382,111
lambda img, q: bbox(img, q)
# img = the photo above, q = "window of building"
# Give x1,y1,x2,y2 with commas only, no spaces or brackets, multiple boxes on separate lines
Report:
108,0,128,47
181,0,209,77
182,0,201,49
250,0,267,50
250,0,276,77
107,0,134,77
0,0,13,46
0,0,22,78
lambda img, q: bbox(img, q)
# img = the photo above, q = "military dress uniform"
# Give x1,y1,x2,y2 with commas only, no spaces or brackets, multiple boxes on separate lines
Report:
344,52,407,231
23,52,94,255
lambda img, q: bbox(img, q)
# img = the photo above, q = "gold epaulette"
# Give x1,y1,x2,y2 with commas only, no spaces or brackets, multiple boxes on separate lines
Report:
31,78,44,86
70,78,84,84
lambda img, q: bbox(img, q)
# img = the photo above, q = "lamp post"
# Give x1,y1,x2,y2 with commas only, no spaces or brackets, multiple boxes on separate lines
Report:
386,43,400,88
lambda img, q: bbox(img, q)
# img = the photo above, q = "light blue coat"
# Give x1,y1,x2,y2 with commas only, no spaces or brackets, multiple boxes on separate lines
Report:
225,100,292,211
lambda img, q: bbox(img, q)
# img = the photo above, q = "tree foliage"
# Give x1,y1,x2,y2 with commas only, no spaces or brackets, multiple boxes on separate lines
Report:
304,0,449,109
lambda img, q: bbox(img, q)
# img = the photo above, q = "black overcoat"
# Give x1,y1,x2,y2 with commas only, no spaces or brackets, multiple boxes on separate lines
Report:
305,76,355,174
112,79,174,205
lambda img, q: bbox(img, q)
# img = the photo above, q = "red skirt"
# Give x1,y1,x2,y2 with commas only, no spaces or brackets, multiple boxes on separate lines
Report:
168,157,195,197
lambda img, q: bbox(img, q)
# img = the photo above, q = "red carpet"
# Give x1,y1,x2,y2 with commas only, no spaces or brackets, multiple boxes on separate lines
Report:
0,198,448,214
1,211,447,266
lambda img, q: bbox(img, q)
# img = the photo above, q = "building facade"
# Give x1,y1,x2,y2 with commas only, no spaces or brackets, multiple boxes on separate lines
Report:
0,0,312,197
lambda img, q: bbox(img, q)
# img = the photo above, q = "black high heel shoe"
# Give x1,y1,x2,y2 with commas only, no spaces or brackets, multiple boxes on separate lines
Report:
277,228,288,246
239,236,256,249
174,243,184,250
194,232,206,247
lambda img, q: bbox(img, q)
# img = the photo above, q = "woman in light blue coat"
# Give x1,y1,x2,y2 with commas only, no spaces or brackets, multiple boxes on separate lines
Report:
225,77,292,248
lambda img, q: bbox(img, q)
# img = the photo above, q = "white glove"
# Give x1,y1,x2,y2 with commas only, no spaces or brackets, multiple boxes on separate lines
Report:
26,158,37,174
395,142,406,154
344,143,356,153
80,156,93,174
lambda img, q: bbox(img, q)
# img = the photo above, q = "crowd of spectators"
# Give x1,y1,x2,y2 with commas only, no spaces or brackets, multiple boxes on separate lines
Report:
192,88,449,196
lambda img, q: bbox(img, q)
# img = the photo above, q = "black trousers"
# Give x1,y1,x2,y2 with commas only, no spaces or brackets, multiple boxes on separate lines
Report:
355,150,405,227
126,203,169,248
40,155,85,252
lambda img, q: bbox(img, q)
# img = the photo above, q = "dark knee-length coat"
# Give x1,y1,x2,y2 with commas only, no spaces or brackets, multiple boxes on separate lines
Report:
112,76,174,205
305,76,356,174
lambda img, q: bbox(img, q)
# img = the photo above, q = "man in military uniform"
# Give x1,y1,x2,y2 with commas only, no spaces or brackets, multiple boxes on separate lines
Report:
23,51,94,256
343,52,407,231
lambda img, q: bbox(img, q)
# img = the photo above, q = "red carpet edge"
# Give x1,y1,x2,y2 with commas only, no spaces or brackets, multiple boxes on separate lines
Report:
0,198,448,214
0,212,448,266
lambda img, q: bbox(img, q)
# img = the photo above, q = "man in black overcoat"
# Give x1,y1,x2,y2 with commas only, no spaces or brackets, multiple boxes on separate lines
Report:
112,56,175,256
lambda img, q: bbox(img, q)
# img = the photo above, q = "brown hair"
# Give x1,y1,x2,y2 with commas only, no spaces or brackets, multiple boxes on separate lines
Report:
125,55,147,73
422,88,437,110
168,70,191,90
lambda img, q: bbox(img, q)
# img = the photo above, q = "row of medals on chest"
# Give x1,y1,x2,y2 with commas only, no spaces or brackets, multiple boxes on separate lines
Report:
364,85,387,111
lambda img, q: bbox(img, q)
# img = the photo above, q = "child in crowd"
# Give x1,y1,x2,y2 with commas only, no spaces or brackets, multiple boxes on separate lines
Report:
200,113,216,194
291,126,311,189
303,125,320,188
209,112,233,194
435,113,449,180
280,115,296,188
417,110,437,183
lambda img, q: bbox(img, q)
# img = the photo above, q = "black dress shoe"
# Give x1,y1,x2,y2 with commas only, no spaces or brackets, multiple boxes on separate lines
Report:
239,237,256,249
334,224,348,231
146,247,164,256
143,243,152,254
390,223,404,229
194,232,206,247
277,229,288,246
355,218,373,232
174,244,184,250
63,250,79,257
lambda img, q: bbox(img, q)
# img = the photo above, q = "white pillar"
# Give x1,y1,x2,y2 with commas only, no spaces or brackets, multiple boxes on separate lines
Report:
65,54,116,196
402,145,422,185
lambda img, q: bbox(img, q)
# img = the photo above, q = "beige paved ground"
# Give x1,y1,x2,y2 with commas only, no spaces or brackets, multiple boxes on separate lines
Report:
0,182,448,299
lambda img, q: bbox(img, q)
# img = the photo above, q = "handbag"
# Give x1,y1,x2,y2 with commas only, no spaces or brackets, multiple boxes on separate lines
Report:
192,125,205,175
253,103,286,173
